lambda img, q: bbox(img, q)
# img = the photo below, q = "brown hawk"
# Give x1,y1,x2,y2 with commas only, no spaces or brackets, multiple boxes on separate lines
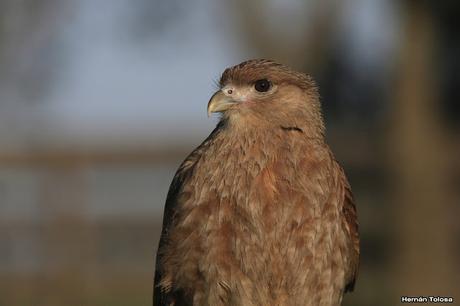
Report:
154,59,359,306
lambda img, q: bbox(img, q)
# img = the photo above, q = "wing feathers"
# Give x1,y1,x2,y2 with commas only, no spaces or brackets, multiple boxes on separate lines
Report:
338,167,360,292
153,122,225,306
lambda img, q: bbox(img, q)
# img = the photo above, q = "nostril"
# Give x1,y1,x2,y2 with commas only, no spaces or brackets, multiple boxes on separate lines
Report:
227,89,233,94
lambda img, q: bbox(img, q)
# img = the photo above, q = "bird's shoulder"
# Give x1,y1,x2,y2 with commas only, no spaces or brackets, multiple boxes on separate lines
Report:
332,158,360,292
165,120,224,208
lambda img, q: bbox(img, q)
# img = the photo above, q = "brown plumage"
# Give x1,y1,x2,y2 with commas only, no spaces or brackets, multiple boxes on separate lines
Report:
154,59,359,306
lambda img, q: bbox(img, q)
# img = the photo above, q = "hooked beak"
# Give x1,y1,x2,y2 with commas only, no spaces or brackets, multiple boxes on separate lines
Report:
207,91,238,117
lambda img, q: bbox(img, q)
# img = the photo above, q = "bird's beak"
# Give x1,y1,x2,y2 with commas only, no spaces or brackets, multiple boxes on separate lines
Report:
207,91,237,117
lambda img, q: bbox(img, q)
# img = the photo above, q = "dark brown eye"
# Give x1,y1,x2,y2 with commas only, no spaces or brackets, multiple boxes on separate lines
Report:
254,79,271,92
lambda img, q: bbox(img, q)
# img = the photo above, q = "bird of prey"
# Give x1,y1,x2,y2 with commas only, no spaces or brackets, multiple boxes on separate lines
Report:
154,59,359,306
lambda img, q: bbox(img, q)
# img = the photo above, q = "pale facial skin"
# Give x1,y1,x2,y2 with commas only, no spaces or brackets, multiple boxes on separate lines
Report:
207,79,277,117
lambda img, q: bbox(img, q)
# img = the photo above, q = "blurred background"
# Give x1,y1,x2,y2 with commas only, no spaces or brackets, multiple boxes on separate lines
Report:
0,0,459,305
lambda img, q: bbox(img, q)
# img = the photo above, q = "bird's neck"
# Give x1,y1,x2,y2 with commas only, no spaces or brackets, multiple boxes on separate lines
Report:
207,118,325,172
219,114,325,146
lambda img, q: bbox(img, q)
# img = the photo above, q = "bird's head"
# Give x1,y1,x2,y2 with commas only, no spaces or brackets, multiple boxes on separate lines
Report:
207,59,325,138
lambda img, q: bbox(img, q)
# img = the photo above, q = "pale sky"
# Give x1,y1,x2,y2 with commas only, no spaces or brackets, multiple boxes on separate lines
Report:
0,0,396,151
42,0,244,149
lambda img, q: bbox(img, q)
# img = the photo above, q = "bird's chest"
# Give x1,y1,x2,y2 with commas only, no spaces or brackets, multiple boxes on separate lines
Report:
168,140,345,305
188,142,289,221
180,141,329,254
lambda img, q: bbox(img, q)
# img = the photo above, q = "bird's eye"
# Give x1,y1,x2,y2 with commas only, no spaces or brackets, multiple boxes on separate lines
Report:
254,79,271,92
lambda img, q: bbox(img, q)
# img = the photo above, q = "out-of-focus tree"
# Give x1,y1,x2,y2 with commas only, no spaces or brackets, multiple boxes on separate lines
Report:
389,0,458,297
